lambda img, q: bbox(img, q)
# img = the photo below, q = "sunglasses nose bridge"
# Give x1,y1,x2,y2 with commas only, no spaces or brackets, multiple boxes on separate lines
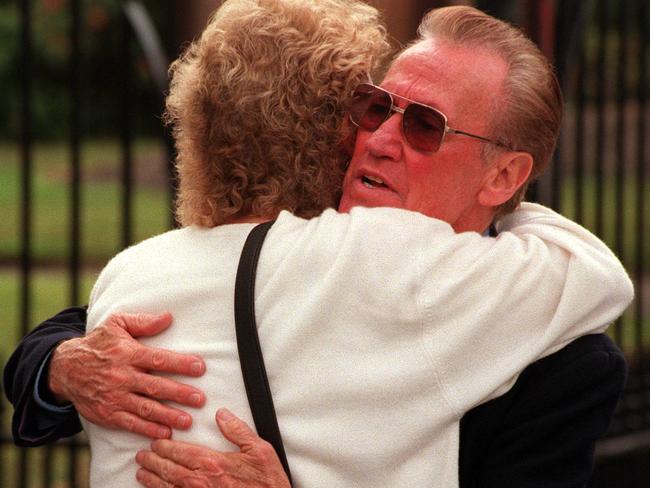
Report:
371,92,404,124
373,100,405,134
380,103,405,130
389,104,406,116
385,104,416,148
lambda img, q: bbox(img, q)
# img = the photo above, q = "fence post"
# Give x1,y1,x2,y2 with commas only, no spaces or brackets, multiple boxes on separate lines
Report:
19,0,33,484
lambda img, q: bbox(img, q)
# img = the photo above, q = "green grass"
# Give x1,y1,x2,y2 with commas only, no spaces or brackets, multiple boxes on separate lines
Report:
0,439,90,488
558,174,650,272
0,138,167,487
0,268,97,356
1,137,173,396
0,139,170,488
0,139,172,263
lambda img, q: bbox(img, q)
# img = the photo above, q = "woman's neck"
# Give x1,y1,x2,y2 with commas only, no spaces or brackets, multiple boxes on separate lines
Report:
224,215,275,224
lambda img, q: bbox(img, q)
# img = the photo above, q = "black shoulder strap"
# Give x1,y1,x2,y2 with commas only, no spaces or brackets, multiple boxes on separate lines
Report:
234,220,292,482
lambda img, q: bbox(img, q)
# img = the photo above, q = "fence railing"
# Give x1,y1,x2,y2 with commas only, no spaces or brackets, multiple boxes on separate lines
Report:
1,0,648,487
3,1,172,487
535,4,650,478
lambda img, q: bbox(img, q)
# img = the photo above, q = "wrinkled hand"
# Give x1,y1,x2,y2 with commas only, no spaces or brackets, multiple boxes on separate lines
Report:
48,312,207,439
135,408,291,488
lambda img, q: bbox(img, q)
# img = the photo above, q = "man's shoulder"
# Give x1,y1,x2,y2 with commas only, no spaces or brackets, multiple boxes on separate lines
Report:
459,334,627,488
496,334,622,403
519,334,626,394
531,333,624,371
459,335,627,488
461,333,626,431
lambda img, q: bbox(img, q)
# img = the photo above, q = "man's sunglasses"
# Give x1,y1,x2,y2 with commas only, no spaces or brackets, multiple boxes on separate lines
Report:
348,83,511,153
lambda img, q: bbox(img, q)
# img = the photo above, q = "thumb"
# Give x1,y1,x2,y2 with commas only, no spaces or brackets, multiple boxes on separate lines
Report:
215,408,259,451
109,312,173,338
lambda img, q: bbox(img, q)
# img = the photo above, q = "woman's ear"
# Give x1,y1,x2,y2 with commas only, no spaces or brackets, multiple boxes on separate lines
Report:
478,151,533,207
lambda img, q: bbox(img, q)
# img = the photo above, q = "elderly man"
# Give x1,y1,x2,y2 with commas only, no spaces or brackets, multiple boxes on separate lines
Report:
4,5,629,488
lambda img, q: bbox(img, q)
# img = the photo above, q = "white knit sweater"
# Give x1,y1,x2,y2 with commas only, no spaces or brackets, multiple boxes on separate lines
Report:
84,203,633,487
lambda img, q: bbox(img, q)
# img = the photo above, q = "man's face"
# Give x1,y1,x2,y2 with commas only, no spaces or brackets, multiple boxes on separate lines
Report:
338,39,509,232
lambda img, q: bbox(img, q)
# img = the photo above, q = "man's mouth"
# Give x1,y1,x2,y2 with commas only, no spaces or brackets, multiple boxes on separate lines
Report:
362,175,388,189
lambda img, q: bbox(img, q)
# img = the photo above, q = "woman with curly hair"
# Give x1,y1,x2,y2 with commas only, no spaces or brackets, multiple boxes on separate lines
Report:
19,2,631,487
167,0,387,227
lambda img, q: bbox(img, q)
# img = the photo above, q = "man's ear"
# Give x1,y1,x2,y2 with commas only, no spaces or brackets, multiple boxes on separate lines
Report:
478,151,533,207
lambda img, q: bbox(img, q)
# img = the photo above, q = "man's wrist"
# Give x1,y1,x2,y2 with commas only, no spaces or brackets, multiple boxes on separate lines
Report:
33,345,75,412
47,338,82,405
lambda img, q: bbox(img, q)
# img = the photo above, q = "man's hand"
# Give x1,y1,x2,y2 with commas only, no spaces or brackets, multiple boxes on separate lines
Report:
135,408,291,488
48,312,207,439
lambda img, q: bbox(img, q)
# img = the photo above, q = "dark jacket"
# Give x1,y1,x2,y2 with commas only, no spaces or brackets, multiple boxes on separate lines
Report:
3,307,627,487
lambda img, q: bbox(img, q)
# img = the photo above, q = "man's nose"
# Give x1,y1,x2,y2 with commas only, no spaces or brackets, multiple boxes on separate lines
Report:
365,112,404,161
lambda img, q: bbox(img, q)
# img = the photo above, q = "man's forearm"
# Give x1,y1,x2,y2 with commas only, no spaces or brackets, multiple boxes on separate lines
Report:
3,307,87,446
47,337,86,405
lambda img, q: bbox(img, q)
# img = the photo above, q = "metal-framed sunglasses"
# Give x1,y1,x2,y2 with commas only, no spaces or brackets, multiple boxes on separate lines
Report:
348,83,512,153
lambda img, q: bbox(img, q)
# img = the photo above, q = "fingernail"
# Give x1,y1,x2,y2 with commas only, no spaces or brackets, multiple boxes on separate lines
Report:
136,468,145,480
135,451,145,464
191,361,204,375
190,393,203,406
218,408,234,421
176,414,191,429
156,427,170,439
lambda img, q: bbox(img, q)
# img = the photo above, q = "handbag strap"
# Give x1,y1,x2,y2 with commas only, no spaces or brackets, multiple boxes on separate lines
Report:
234,220,292,482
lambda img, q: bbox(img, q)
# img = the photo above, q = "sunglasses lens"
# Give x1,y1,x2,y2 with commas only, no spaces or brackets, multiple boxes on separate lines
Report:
403,103,445,152
350,84,392,131
350,83,447,153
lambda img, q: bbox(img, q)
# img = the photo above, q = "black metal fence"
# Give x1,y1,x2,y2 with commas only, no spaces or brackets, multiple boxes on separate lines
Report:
544,0,649,438
2,1,172,487
1,0,648,487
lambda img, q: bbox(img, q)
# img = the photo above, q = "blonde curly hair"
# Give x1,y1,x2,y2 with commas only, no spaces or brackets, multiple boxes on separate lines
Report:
165,0,389,227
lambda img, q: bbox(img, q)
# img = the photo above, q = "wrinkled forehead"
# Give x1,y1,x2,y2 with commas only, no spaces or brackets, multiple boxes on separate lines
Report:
383,39,508,126
388,42,453,87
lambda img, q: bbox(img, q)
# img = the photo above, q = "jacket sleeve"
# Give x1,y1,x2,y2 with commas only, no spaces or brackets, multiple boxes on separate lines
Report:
459,333,627,488
3,307,87,446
